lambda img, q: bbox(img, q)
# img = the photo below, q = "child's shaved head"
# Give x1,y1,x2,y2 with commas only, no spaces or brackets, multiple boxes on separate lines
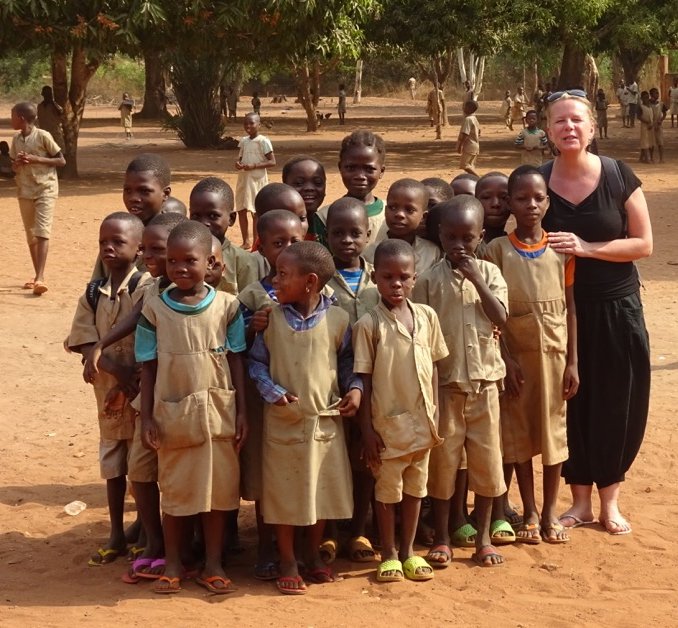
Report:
254,183,305,216
102,211,144,239
258,209,302,237
439,195,484,230
373,238,415,269
12,101,37,122
282,241,335,288
126,153,171,187
190,177,234,210
168,220,212,255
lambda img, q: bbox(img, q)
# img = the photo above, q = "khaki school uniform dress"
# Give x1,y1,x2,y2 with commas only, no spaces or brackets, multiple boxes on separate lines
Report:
364,236,442,276
127,278,167,483
413,258,507,499
67,268,152,479
10,127,61,243
261,306,353,526
485,234,571,466
353,300,448,503
142,291,242,516
219,238,258,296
638,104,654,150
237,282,276,501
235,135,273,213
326,258,380,326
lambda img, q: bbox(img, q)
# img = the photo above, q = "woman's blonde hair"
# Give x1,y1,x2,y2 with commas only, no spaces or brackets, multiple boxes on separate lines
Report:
545,92,595,125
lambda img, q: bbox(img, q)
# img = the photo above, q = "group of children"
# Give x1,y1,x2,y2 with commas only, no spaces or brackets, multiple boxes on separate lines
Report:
65,116,581,597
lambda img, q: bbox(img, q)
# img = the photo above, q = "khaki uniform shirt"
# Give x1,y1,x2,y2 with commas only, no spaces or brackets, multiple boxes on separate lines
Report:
67,268,152,439
10,127,61,198
219,238,258,296
353,300,448,459
364,235,443,275
412,258,507,391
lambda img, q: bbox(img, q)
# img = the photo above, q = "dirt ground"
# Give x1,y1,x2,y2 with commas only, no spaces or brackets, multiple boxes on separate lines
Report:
0,96,676,627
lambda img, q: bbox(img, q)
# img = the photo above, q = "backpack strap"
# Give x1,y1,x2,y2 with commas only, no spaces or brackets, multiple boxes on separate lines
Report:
85,278,106,312
85,271,144,313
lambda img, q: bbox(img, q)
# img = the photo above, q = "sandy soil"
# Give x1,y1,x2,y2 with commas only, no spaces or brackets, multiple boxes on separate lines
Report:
0,96,676,627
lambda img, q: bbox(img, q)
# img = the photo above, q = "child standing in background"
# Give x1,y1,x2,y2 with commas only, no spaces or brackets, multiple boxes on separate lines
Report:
338,83,347,125
248,241,362,595
235,113,275,250
364,179,442,274
649,87,667,164
67,212,151,566
137,221,248,595
251,92,261,116
485,166,579,545
316,130,387,247
119,93,135,140
356,239,449,582
515,110,548,166
189,176,258,295
595,89,609,139
457,100,480,177
282,155,327,243
503,90,514,130
0,140,13,178
638,91,655,163
10,100,66,295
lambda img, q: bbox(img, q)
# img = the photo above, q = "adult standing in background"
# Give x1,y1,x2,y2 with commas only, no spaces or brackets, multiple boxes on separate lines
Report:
36,86,65,149
626,79,639,128
542,90,652,536
407,77,416,100
616,80,628,127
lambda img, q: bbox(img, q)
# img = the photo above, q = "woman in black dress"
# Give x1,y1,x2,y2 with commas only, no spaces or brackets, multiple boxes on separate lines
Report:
542,91,652,535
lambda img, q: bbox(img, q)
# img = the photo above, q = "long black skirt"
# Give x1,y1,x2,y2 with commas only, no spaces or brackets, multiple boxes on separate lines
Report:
561,291,650,487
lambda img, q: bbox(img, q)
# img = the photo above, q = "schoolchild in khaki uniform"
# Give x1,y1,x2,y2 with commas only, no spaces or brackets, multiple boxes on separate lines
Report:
10,101,66,295
356,239,448,582
91,154,172,281
412,195,509,567
137,221,248,595
485,166,579,545
315,129,387,248
248,242,362,595
364,179,442,275
238,210,304,581
325,198,380,564
189,177,257,295
251,182,309,277
67,212,150,566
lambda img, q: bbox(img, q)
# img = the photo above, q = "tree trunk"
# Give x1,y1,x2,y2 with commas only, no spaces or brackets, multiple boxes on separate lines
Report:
558,42,587,89
295,61,319,132
432,60,443,140
618,48,650,85
583,54,599,101
312,59,321,108
353,59,363,104
52,44,99,179
138,47,166,119
474,56,486,98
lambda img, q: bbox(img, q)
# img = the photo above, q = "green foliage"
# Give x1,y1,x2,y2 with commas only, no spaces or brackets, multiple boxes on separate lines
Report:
88,55,145,100
0,50,50,99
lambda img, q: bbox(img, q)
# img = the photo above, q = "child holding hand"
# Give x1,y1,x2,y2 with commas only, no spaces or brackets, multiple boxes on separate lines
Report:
136,221,248,595
485,166,578,544
238,209,304,581
67,212,151,566
235,113,275,249
248,241,362,595
355,239,448,582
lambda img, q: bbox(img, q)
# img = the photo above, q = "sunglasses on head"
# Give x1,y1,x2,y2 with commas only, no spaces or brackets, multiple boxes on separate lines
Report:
547,89,588,102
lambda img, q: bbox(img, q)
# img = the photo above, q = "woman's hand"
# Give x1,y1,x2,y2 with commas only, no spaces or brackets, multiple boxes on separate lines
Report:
547,231,590,257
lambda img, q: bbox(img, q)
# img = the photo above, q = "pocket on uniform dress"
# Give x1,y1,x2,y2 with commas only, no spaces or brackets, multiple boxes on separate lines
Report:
374,411,416,452
156,391,208,450
504,313,540,352
265,400,306,445
208,387,236,441
542,310,567,352
314,402,342,442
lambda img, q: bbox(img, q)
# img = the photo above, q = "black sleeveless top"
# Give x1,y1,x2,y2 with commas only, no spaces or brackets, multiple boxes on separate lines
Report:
542,159,642,301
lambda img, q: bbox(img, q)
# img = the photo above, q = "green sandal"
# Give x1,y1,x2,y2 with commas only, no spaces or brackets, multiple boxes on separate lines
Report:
402,555,434,581
376,559,404,582
451,523,477,548
490,519,516,545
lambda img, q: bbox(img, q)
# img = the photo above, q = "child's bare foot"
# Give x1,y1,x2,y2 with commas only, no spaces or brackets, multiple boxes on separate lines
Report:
241,241,252,250
472,544,504,567
540,521,569,544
